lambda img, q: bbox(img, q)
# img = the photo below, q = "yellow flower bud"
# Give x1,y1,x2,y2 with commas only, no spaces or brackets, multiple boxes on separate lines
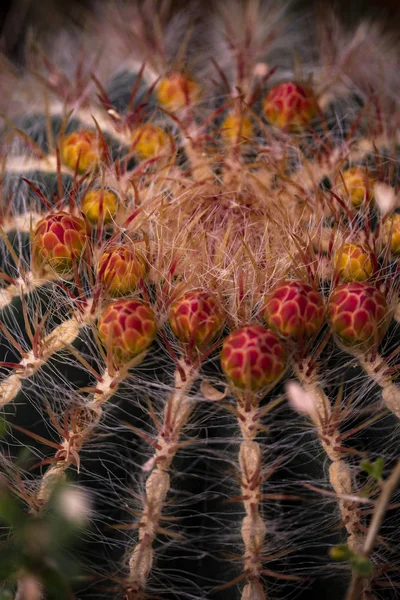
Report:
220,113,253,144
131,124,169,160
383,213,400,255
81,190,119,225
157,73,201,111
61,130,105,174
337,167,375,208
334,243,373,282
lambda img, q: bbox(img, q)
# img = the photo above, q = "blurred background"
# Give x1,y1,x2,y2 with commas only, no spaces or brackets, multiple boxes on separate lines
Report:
1,0,400,66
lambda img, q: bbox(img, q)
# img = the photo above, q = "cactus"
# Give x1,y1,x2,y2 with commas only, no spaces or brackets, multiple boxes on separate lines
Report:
1,2,400,600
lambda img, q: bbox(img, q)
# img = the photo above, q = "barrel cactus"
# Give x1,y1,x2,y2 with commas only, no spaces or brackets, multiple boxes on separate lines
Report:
1,2,400,600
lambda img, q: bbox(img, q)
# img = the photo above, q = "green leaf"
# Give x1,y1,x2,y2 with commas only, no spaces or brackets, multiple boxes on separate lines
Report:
360,457,384,481
0,414,7,438
0,488,26,529
0,585,15,600
350,555,374,578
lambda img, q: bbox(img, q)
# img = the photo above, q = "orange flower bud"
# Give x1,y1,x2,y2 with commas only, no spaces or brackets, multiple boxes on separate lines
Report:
98,299,156,367
98,245,147,296
32,211,89,274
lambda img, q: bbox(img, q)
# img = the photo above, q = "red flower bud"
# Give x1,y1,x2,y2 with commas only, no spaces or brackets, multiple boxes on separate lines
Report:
263,280,324,340
327,282,390,350
169,289,225,350
221,325,287,391
263,82,318,130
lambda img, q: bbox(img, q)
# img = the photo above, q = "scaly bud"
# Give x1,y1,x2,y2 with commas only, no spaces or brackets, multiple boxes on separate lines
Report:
220,113,253,144
169,289,225,350
81,189,119,225
263,280,324,340
263,82,318,130
334,243,373,282
336,167,375,208
32,211,89,275
61,130,105,173
327,282,390,350
157,72,201,111
98,299,157,367
220,325,286,391
383,213,400,255
98,245,147,296
131,123,169,160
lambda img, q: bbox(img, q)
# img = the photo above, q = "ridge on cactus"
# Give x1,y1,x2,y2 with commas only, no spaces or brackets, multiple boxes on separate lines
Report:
98,245,147,296
32,211,90,275
81,189,119,225
263,279,325,340
61,129,105,173
169,289,225,350
333,243,373,282
98,299,156,367
131,123,169,159
327,282,390,350
220,325,287,391
263,81,318,130
156,72,202,111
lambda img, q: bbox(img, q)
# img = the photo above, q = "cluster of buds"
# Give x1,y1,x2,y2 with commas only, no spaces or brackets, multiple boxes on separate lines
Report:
98,245,147,296
32,211,89,275
333,243,373,282
61,130,105,174
98,299,157,368
156,72,201,111
263,81,318,130
263,280,325,341
327,282,390,351
81,189,119,225
169,289,225,351
131,123,169,160
220,325,287,392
